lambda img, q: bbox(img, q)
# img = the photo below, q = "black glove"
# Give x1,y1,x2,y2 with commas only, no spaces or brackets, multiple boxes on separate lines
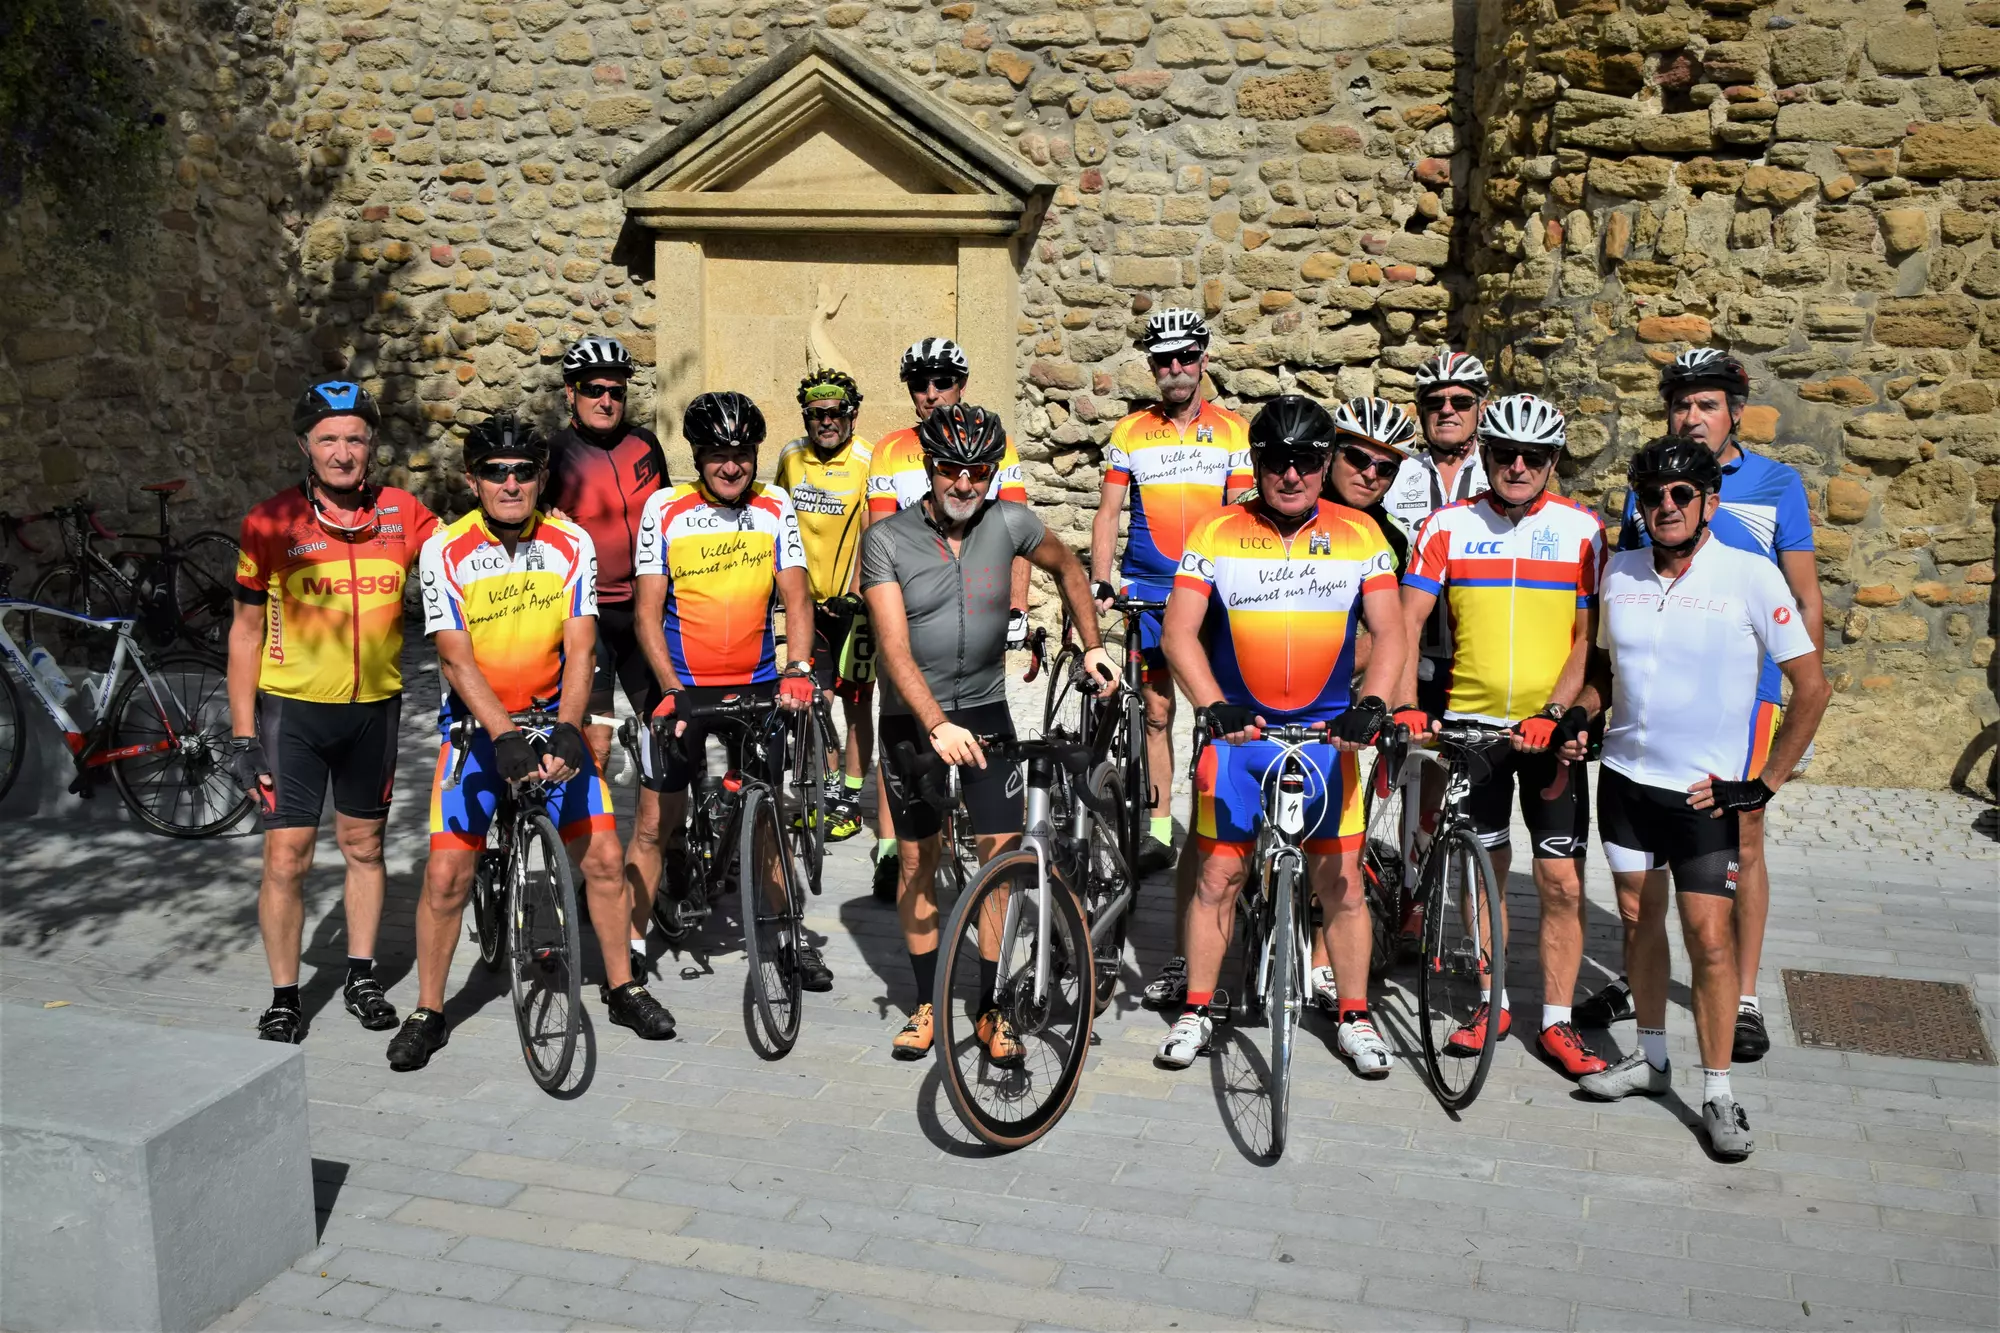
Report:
1092,580,1117,603
493,730,540,783
1554,705,1590,747
1331,695,1389,745
546,721,589,773
227,736,267,796
1197,702,1257,737
824,592,864,620
1708,776,1775,813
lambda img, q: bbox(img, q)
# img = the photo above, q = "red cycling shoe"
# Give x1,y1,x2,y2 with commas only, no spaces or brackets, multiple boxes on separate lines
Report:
1445,1001,1511,1055
1538,1020,1609,1077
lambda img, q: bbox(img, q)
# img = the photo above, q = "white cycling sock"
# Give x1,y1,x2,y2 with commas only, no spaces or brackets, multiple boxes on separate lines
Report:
1638,1027,1668,1070
1739,994,1760,1015
1541,1004,1571,1031
1703,1067,1732,1103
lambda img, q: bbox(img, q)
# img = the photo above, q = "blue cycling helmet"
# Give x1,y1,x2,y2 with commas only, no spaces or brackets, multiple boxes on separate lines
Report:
292,381,381,436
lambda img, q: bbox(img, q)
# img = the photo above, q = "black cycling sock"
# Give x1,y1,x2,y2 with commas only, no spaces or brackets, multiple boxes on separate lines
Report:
909,949,938,1009
978,958,999,1013
271,984,301,1012
346,957,374,985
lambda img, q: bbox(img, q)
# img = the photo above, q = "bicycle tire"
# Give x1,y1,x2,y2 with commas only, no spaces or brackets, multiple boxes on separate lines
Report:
934,804,974,905
740,786,804,1055
1122,690,1150,876
1042,641,1083,736
510,806,583,1092
1085,765,1132,1017
1267,855,1301,1160
472,850,506,972
1417,823,1505,1112
934,849,1094,1150
106,651,249,837
0,664,22,806
171,530,240,653
26,562,129,672
1360,754,1409,978
789,704,827,894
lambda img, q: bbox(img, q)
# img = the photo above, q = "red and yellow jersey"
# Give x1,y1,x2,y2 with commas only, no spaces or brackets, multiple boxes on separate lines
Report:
773,435,873,602
1104,400,1252,591
633,481,805,687
1405,492,1605,725
418,510,597,718
233,485,437,704
1173,501,1397,724
865,425,1028,515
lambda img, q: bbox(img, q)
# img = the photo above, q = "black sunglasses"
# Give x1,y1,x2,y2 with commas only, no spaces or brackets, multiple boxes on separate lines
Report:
1257,447,1329,475
475,460,540,483
907,375,963,393
1422,393,1480,413
805,405,851,421
1148,351,1202,370
575,382,626,401
1636,482,1702,510
1486,444,1554,470
1338,445,1400,479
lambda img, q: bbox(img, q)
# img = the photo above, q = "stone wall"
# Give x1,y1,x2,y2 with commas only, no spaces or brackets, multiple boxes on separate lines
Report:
0,0,1993,790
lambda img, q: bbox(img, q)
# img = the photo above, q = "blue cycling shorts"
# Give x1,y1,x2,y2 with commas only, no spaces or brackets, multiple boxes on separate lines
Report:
1193,738,1361,858
428,730,614,852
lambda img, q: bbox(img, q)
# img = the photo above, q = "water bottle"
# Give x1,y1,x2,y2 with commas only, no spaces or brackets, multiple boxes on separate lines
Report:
24,642,72,705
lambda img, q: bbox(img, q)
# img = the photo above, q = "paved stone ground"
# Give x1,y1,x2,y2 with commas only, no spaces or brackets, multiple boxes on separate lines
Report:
1,660,1995,1332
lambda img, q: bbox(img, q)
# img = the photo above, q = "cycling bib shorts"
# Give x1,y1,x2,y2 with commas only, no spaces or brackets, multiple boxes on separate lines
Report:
1598,767,1739,898
428,729,614,851
1193,738,1360,857
255,693,401,829
1459,729,1591,860
589,600,664,719
1117,578,1172,676
810,601,874,695
879,702,1022,843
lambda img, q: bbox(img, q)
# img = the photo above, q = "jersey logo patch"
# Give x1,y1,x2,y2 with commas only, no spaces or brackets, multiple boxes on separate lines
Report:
1531,526,1559,561
1773,606,1792,624
1196,425,1213,442
1309,531,1331,555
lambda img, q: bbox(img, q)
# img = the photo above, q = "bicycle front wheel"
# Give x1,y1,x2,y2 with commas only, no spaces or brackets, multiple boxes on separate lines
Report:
741,786,805,1055
510,808,583,1092
471,850,506,972
27,562,128,672
1417,823,1505,1112
1266,856,1302,1160
787,704,828,894
107,652,248,837
935,849,1094,1150
172,531,241,653
0,665,22,806
1360,752,1410,977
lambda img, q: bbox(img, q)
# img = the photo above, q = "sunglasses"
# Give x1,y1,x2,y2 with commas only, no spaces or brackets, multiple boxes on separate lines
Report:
930,461,996,485
1148,351,1202,370
907,375,963,393
1486,444,1554,471
1636,482,1702,510
575,382,626,401
805,405,851,422
1257,447,1328,476
475,460,540,484
1422,393,1480,413
1338,445,1400,479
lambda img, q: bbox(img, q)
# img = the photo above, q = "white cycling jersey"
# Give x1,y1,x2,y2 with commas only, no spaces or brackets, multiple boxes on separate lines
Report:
1597,537,1815,792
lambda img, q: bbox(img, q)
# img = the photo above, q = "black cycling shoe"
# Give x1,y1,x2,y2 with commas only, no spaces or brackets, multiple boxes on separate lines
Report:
1733,1006,1770,1062
796,945,834,993
257,1005,307,1044
1136,836,1175,876
871,851,900,904
606,981,677,1039
1574,977,1635,1028
386,1009,448,1071
343,977,399,1031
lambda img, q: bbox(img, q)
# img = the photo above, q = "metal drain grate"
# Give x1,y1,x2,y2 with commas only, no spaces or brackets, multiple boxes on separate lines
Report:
1783,970,1996,1065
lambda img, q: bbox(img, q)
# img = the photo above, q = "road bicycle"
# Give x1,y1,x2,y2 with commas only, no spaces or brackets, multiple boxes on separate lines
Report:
1043,596,1164,886
448,708,587,1093
11,483,239,663
0,565,246,835
1360,723,1513,1112
648,691,819,1055
923,726,1132,1150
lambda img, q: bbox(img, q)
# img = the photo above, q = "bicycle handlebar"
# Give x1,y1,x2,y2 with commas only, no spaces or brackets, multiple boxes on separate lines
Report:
443,706,560,791
1109,596,1168,615
0,513,42,554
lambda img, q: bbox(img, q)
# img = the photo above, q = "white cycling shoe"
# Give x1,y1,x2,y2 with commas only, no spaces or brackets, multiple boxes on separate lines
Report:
1336,1013,1394,1078
1310,965,1338,1013
1156,1010,1213,1069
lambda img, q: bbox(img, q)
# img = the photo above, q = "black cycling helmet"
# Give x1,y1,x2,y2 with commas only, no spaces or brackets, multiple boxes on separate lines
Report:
462,411,548,469
683,390,765,457
1659,349,1750,402
293,380,380,436
797,367,862,414
1627,433,1723,494
917,403,1008,468
1248,395,1337,458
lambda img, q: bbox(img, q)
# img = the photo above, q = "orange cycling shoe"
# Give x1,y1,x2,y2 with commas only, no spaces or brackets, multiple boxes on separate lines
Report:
1445,1001,1511,1056
1538,1020,1609,1077
976,1008,1024,1065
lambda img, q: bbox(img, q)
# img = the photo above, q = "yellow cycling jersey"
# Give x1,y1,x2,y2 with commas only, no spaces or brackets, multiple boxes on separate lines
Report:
773,435,873,602
865,425,1028,515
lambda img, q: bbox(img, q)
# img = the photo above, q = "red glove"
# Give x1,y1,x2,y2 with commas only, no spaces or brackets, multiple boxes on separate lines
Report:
779,673,815,708
1514,715,1558,750
651,691,679,720
1392,707,1430,735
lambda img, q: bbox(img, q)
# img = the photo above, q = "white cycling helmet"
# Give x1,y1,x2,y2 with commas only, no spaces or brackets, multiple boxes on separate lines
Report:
1412,349,1490,398
900,337,970,383
1477,393,1567,451
1141,307,1210,356
1331,397,1419,460
562,334,633,384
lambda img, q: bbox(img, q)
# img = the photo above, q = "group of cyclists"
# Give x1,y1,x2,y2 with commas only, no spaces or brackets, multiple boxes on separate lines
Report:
226,306,1826,1162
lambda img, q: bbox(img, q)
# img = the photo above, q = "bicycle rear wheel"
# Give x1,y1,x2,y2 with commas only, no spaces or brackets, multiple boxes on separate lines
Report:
471,850,507,972
26,562,128,673
1266,857,1301,1160
171,531,239,653
510,807,583,1092
0,665,22,805
1417,823,1505,1112
1360,752,1410,978
935,849,1094,1150
787,704,827,894
741,786,805,1055
1084,766,1132,1016
107,652,248,837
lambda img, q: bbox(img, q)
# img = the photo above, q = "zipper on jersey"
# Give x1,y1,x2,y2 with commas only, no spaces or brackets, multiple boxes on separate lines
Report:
347,541,362,703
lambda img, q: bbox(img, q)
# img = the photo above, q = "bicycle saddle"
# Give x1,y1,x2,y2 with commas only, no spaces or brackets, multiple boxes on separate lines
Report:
142,479,187,494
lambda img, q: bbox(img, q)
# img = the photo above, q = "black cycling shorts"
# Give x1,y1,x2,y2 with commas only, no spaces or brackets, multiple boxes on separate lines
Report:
639,682,774,794
1416,667,1449,722
1597,767,1740,898
1460,723,1590,860
590,600,664,719
256,693,400,829
879,702,1022,843
809,601,870,694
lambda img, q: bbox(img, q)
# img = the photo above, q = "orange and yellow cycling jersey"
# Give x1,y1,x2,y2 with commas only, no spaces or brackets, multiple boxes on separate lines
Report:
1104,400,1252,591
1173,501,1398,725
418,509,597,719
865,425,1027,515
1404,492,1605,726
233,485,437,704
633,481,805,686
773,435,873,602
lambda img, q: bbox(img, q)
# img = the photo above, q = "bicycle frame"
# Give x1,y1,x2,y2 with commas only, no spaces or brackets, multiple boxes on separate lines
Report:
0,598,189,766
1248,729,1319,1012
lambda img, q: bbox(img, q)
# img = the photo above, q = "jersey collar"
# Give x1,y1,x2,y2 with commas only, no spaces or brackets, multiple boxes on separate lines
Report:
472,508,543,544
1148,398,1216,437
1480,489,1552,521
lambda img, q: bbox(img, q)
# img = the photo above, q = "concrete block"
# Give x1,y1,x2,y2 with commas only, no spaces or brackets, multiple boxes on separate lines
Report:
1,1003,316,1332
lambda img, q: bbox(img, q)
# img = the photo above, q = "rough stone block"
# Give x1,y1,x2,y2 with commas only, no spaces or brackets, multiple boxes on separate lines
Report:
1773,104,1908,147
1771,26,1847,84
1,1005,314,1333
1154,18,1231,66
1740,166,1818,207
1875,296,1980,347
1900,123,2000,180
1866,22,1937,75
1940,25,2000,72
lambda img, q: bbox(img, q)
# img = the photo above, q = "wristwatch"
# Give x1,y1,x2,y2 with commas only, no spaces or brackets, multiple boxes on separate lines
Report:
1541,702,1566,721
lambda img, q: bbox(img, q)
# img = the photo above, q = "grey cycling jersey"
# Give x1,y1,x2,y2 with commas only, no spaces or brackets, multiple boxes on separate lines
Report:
860,497,1044,717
